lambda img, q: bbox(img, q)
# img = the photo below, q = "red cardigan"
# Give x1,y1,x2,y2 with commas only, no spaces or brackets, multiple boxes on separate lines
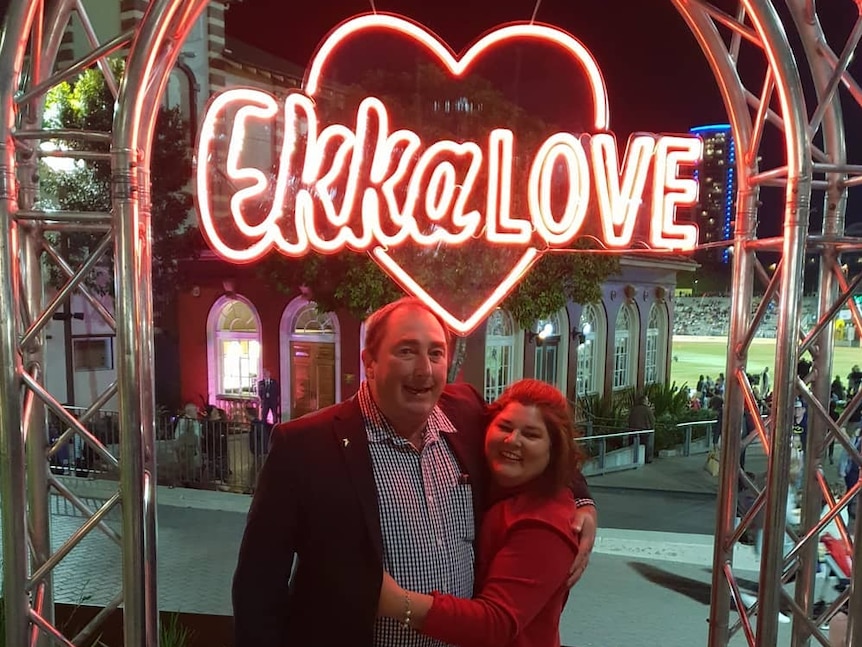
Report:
422,488,579,647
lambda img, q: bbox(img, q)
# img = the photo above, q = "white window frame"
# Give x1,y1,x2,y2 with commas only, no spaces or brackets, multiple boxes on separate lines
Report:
645,303,667,385
484,309,517,403
206,295,262,403
533,308,569,393
576,304,603,397
613,303,639,390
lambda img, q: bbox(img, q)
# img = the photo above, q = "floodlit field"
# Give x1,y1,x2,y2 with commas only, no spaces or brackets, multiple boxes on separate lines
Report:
669,336,862,390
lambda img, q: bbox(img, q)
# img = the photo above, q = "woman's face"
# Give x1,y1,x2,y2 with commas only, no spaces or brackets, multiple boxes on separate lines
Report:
485,402,552,488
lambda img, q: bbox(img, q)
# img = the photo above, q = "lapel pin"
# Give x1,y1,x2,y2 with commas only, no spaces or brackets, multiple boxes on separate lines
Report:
342,438,350,448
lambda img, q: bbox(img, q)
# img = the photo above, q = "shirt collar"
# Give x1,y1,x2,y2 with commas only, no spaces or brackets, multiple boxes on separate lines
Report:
357,381,456,445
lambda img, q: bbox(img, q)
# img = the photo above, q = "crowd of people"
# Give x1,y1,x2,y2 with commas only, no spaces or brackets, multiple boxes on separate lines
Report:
673,295,822,337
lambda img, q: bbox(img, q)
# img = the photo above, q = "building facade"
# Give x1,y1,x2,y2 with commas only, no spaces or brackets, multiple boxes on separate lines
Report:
689,124,736,264
173,255,691,420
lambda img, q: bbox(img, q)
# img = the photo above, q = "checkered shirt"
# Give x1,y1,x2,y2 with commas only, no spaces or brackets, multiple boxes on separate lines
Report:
359,383,475,647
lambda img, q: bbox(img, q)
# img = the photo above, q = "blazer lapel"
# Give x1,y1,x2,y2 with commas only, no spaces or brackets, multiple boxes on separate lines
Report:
333,399,383,560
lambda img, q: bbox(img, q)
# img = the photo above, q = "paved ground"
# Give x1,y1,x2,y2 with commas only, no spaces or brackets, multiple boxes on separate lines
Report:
1,445,834,645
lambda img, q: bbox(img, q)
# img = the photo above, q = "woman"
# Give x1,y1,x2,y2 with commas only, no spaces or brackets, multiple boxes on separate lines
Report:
377,379,584,647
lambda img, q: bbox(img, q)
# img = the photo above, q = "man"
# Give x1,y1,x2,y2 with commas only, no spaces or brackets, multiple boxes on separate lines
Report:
627,393,656,463
232,297,597,646
760,367,770,396
849,365,862,397
257,368,280,424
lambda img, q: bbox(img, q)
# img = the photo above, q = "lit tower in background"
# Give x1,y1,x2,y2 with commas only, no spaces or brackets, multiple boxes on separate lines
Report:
690,124,735,263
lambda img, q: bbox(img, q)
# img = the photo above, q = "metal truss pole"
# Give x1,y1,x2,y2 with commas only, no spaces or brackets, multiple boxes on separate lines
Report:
785,4,846,645
668,1,812,642
0,1,839,647
113,0,210,643
0,0,211,643
669,3,758,644
0,3,40,645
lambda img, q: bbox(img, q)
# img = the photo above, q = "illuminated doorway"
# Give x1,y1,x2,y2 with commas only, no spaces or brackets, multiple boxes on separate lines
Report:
280,298,341,420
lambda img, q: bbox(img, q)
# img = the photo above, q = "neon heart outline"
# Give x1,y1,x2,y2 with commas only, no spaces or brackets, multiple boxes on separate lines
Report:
304,14,610,334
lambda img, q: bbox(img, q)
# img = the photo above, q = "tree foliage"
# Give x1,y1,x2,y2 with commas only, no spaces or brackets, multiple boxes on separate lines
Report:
39,63,197,323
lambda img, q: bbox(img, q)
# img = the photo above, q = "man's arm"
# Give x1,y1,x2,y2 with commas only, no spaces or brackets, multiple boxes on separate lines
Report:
233,427,299,646
567,470,596,586
567,505,596,585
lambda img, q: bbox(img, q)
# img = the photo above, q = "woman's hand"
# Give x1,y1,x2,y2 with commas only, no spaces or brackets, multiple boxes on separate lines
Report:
377,571,406,617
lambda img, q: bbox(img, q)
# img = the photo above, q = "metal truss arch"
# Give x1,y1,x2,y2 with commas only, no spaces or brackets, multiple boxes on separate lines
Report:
0,1,853,647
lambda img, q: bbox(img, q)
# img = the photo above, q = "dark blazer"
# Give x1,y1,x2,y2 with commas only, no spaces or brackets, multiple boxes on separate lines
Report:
233,383,487,647
232,383,590,647
257,378,280,405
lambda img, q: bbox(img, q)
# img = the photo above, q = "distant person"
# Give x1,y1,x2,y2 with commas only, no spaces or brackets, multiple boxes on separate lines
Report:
203,404,230,482
798,358,813,384
831,375,846,402
709,395,724,447
174,402,201,440
740,409,757,470
828,397,840,465
760,367,770,395
838,426,862,520
791,399,808,491
715,374,725,397
848,365,862,397
628,393,657,463
792,399,808,451
175,402,202,485
256,369,280,424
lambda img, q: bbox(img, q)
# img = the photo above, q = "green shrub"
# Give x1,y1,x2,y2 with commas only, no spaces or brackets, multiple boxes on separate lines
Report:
160,612,193,647
644,381,692,420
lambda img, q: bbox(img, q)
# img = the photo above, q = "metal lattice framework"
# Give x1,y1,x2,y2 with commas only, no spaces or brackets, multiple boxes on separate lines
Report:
0,0,860,645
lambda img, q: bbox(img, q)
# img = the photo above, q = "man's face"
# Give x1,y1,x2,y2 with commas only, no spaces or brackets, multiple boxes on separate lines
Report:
362,307,448,431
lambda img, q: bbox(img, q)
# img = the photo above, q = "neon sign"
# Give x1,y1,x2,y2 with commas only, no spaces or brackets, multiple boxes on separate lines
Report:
195,14,702,334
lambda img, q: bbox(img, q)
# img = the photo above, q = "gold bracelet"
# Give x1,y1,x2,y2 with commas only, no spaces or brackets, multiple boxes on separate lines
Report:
402,592,412,629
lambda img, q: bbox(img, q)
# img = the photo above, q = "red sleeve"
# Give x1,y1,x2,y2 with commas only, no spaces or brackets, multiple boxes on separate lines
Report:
421,521,577,647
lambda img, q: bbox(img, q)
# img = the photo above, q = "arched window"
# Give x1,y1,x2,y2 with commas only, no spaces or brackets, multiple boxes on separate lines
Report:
645,303,668,384
207,296,262,402
293,305,336,334
484,309,517,403
613,303,639,390
534,309,569,392
576,304,605,397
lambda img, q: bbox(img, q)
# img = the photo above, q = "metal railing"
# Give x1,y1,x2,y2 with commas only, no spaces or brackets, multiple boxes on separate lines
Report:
578,418,721,476
50,407,271,494
579,429,653,475
676,419,717,456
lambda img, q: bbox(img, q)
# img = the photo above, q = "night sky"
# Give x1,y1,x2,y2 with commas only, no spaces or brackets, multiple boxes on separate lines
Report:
224,0,729,138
